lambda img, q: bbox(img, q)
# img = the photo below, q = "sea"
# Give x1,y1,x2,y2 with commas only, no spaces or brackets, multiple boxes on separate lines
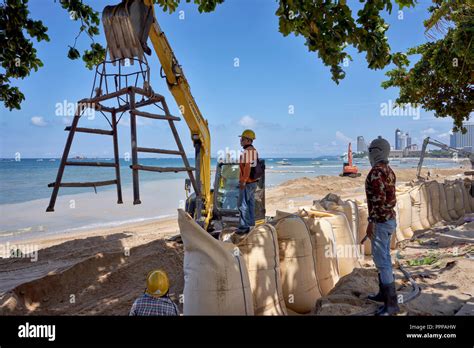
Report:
0,157,463,242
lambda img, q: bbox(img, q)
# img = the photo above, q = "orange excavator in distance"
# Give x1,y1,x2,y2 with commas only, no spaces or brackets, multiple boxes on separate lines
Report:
341,143,361,178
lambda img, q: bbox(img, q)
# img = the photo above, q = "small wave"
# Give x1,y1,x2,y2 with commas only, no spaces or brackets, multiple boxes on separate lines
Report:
269,170,316,173
285,165,316,168
59,214,177,234
0,226,35,238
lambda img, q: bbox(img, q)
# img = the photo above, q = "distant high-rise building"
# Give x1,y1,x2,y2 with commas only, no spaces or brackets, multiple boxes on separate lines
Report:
400,134,407,150
450,133,456,147
357,136,368,153
406,132,411,147
395,129,402,150
450,123,474,149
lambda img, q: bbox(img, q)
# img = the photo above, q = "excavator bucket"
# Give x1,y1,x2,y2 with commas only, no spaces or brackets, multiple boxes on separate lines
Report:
102,0,153,64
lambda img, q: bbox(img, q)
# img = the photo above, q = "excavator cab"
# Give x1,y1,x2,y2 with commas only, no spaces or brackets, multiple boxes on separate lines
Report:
184,161,266,231
210,161,266,231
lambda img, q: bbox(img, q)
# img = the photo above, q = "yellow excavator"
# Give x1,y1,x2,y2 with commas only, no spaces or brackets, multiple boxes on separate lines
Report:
101,0,265,231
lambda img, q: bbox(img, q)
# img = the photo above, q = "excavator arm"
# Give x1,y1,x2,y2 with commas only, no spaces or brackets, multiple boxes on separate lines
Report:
417,137,474,179
102,0,212,225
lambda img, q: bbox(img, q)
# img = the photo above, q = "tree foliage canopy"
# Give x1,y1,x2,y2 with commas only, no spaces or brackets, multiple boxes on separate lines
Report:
382,0,473,132
1,0,471,131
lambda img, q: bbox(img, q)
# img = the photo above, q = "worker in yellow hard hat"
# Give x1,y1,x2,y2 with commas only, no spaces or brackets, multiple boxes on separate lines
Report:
129,269,180,316
237,129,262,234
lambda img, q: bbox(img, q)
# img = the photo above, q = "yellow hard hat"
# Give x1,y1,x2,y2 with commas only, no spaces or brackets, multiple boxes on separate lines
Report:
145,269,169,298
239,129,256,140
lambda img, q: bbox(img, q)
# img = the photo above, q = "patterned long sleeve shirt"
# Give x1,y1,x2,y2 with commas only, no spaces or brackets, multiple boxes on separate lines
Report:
129,294,180,316
365,163,397,223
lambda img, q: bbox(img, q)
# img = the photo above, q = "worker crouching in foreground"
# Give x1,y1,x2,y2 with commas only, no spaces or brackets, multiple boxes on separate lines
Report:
365,136,400,316
129,269,180,316
237,129,259,234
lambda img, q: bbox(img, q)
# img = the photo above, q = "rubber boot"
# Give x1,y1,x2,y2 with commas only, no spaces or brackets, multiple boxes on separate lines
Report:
375,282,400,316
367,273,384,303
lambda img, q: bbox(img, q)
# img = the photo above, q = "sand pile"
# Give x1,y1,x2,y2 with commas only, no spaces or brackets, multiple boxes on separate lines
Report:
0,234,184,315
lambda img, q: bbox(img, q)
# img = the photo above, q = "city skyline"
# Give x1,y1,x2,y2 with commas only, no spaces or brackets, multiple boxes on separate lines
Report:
450,122,474,151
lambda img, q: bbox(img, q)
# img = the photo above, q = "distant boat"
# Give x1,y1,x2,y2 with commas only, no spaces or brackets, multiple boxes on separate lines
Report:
49,159,56,162
74,155,85,159
277,160,291,165
36,159,43,162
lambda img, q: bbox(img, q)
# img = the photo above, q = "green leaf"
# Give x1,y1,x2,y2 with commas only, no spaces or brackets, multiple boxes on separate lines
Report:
67,47,80,60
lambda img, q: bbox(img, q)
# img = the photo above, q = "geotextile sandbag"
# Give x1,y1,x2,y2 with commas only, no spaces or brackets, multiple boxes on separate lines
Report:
410,185,431,230
438,182,452,222
273,211,321,314
314,211,361,277
445,181,460,220
393,204,404,247
420,183,436,227
408,185,429,231
300,213,340,295
237,223,287,316
396,190,414,239
461,179,473,214
356,203,371,255
452,180,466,218
427,180,442,223
178,209,254,315
313,195,359,245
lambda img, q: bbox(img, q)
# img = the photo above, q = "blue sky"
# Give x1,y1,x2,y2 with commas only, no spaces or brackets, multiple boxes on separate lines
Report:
0,0,455,158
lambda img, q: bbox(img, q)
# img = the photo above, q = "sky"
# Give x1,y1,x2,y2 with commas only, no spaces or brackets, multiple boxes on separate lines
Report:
0,0,457,158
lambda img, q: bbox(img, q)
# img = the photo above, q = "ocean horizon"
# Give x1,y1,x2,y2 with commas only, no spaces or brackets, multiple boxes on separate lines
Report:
0,157,465,242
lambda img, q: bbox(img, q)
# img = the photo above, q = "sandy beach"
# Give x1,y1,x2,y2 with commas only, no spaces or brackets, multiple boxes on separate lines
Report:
1,166,472,315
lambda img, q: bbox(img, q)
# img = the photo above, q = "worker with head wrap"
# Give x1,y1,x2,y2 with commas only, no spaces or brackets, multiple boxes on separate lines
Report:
365,136,400,316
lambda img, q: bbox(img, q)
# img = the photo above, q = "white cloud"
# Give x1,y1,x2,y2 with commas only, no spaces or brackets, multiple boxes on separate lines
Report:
118,118,130,127
62,116,72,126
31,116,48,127
313,141,345,155
335,131,352,144
437,132,451,139
118,117,150,128
239,115,257,128
421,127,437,135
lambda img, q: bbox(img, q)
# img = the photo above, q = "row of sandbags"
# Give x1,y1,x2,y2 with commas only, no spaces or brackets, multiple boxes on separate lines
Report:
177,201,362,316
176,179,473,316
355,179,474,256
396,179,473,240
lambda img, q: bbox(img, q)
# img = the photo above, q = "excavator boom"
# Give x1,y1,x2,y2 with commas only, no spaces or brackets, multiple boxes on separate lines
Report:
417,136,474,179
102,0,212,224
